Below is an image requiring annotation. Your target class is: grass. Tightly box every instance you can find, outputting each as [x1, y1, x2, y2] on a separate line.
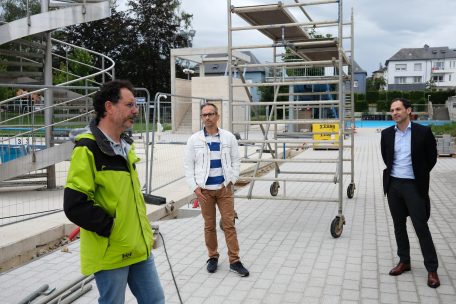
[1, 120, 171, 138]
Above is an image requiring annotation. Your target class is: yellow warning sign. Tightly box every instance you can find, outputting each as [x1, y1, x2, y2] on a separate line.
[312, 123, 339, 149]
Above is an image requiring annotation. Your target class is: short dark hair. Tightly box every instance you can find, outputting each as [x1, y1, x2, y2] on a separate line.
[391, 97, 411, 109]
[93, 80, 134, 123]
[200, 102, 218, 113]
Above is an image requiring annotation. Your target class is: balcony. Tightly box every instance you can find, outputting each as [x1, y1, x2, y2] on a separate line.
[431, 66, 450, 73]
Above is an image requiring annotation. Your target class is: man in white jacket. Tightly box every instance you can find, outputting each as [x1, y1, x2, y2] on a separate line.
[184, 103, 249, 277]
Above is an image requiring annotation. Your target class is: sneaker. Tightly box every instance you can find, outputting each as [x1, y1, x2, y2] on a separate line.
[230, 261, 249, 277]
[206, 258, 218, 273]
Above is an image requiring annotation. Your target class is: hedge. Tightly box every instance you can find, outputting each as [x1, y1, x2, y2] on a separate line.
[354, 89, 455, 112]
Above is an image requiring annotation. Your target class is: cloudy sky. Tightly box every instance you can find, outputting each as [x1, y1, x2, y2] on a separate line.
[176, 0, 456, 75]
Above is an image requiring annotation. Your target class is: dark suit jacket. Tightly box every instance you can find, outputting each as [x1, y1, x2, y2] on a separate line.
[380, 122, 437, 216]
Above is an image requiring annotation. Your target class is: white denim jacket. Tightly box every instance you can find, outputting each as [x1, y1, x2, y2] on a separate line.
[184, 128, 240, 192]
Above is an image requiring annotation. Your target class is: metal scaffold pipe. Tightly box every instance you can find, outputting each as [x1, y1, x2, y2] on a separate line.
[231, 20, 338, 31]
[231, 0, 339, 13]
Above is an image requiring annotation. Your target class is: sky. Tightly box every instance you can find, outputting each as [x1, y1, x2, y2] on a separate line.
[173, 0, 456, 75]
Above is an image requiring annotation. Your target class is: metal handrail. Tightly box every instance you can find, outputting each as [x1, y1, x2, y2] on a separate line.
[0, 38, 114, 106]
[0, 37, 114, 153]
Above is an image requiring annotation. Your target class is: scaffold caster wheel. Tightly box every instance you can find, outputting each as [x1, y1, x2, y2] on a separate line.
[220, 211, 238, 231]
[347, 183, 355, 199]
[330, 216, 344, 238]
[270, 182, 280, 196]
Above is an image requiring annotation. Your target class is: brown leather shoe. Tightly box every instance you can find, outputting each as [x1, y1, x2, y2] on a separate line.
[389, 262, 411, 276]
[427, 272, 440, 288]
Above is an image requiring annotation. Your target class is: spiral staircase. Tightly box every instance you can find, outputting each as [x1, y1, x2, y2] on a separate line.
[0, 0, 114, 187]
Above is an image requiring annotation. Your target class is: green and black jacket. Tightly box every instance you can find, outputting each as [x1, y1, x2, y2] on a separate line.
[64, 120, 153, 275]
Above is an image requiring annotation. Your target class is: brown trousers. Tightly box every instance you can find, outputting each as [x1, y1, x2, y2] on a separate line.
[200, 185, 240, 264]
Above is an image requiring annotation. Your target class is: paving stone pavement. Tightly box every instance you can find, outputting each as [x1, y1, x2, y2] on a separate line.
[1, 128, 455, 304]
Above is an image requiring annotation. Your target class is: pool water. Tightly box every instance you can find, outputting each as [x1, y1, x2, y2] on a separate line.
[0, 144, 28, 163]
[355, 120, 451, 128]
[0, 144, 46, 164]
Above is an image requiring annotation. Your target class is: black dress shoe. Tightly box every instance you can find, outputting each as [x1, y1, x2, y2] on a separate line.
[427, 272, 440, 288]
[389, 262, 411, 276]
[206, 257, 218, 273]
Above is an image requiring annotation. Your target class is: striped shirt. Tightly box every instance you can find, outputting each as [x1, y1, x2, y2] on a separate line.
[205, 130, 225, 190]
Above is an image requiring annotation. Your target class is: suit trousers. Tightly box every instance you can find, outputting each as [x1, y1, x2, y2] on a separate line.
[200, 185, 240, 264]
[387, 177, 438, 272]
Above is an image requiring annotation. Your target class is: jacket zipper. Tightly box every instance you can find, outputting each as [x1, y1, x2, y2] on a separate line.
[220, 137, 227, 183]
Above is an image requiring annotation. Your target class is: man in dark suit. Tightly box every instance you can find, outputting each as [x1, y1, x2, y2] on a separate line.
[381, 98, 439, 288]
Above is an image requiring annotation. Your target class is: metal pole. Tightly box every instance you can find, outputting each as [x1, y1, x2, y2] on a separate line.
[132, 88, 151, 193]
[227, 0, 233, 132]
[26, 0, 31, 26]
[41, 0, 56, 189]
[337, 0, 344, 214]
[350, 8, 355, 185]
[148, 93, 158, 193]
[34, 275, 92, 304]
[17, 284, 49, 304]
[170, 51, 176, 131]
[102, 57, 105, 83]
[288, 84, 295, 132]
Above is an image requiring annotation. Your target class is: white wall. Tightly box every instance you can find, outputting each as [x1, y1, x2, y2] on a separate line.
[386, 60, 428, 85]
[173, 79, 192, 130]
[387, 58, 456, 88]
[191, 76, 250, 133]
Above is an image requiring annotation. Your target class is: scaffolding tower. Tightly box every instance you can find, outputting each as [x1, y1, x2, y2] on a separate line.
[227, 0, 355, 238]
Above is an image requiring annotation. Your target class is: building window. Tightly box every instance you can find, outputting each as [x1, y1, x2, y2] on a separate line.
[414, 63, 422, 71]
[432, 75, 443, 82]
[413, 76, 422, 83]
[395, 77, 407, 84]
[353, 80, 358, 88]
[449, 74, 452, 82]
[432, 61, 444, 71]
[395, 64, 407, 71]
[450, 61, 456, 68]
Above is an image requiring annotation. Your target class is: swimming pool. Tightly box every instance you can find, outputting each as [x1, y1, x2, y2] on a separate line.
[354, 120, 451, 128]
[0, 144, 46, 164]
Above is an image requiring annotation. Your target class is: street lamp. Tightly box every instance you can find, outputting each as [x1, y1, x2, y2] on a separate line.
[157, 94, 167, 131]
[183, 68, 194, 80]
[427, 94, 433, 120]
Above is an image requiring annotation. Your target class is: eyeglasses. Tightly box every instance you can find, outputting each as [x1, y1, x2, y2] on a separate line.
[109, 100, 138, 109]
[124, 102, 139, 109]
[201, 112, 217, 118]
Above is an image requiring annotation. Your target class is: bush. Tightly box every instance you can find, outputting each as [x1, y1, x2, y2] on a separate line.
[355, 101, 368, 112]
[354, 89, 456, 109]
[431, 122, 456, 137]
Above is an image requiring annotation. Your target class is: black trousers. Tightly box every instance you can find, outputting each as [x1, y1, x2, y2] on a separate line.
[387, 177, 438, 272]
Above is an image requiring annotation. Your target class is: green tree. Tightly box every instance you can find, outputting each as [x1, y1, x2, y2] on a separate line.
[0, 60, 15, 100]
[125, 0, 192, 92]
[425, 80, 437, 91]
[0, 0, 40, 22]
[57, 0, 193, 94]
[53, 49, 94, 85]
[366, 77, 386, 91]
[55, 6, 134, 84]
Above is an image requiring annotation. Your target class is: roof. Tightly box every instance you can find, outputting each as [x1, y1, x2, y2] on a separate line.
[352, 60, 367, 74]
[386, 46, 456, 64]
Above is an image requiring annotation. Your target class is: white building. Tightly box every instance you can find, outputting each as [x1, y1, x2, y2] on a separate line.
[385, 45, 456, 91]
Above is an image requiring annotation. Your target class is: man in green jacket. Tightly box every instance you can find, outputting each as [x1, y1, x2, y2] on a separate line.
[64, 80, 164, 304]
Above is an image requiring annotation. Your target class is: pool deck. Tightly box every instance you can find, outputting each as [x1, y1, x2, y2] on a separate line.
[1, 128, 456, 304]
